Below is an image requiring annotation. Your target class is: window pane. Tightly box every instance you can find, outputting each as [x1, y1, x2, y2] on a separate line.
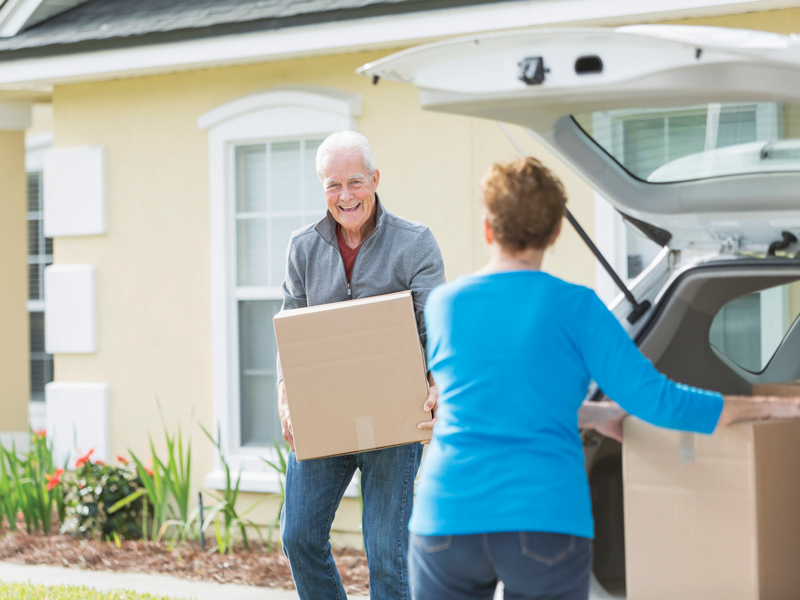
[303, 212, 325, 227]
[45, 237, 53, 256]
[270, 216, 302, 287]
[666, 114, 706, 162]
[304, 139, 324, 212]
[574, 103, 800, 183]
[237, 218, 268, 286]
[28, 264, 40, 300]
[710, 293, 761, 372]
[270, 142, 302, 213]
[622, 118, 666, 180]
[236, 145, 267, 213]
[27, 172, 41, 212]
[28, 220, 41, 255]
[30, 312, 53, 403]
[238, 300, 283, 447]
[710, 281, 800, 373]
[30, 356, 53, 403]
[30, 312, 45, 353]
[717, 110, 757, 148]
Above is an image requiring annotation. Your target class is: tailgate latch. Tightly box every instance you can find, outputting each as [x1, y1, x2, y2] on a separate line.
[518, 57, 547, 85]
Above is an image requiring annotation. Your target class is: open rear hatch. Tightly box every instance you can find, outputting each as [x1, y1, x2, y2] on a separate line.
[358, 25, 800, 255]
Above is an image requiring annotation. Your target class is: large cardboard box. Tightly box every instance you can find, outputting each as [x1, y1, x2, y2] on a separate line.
[752, 380, 800, 397]
[623, 414, 800, 600]
[273, 291, 431, 460]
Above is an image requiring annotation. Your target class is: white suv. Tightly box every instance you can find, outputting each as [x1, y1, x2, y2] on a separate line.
[360, 25, 800, 597]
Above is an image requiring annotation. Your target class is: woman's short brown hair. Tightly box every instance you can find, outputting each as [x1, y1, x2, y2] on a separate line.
[480, 157, 567, 252]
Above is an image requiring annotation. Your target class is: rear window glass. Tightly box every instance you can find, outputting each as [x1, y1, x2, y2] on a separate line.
[573, 103, 800, 183]
[710, 281, 800, 373]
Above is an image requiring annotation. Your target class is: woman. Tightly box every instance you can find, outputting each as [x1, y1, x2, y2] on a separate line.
[410, 157, 800, 600]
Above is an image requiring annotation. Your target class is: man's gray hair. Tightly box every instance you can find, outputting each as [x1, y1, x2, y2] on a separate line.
[316, 131, 377, 180]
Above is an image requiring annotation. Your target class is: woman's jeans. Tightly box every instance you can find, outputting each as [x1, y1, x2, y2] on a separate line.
[409, 531, 592, 600]
[281, 443, 423, 600]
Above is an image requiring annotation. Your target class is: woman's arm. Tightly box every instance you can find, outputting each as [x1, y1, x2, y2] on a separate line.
[718, 395, 800, 426]
[580, 396, 800, 444]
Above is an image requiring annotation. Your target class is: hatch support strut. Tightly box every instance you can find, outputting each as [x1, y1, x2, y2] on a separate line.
[497, 123, 651, 324]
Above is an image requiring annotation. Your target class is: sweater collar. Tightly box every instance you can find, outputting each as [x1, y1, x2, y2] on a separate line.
[316, 194, 385, 246]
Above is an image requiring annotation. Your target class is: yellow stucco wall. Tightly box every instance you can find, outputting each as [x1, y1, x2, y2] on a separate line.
[663, 7, 800, 31]
[45, 6, 800, 546]
[0, 131, 30, 433]
[27, 103, 54, 137]
[49, 49, 596, 543]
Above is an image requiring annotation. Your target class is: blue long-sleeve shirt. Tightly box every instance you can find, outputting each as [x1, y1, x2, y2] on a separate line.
[409, 271, 723, 538]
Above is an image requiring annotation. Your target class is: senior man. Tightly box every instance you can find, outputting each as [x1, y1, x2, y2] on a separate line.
[276, 131, 445, 600]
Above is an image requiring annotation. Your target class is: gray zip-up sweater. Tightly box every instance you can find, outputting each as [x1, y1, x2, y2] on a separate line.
[276, 197, 446, 383]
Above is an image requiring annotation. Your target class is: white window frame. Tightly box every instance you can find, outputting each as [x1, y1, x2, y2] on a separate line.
[25, 131, 53, 431]
[198, 87, 362, 493]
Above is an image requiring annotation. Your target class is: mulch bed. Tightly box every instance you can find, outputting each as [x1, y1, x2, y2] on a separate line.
[0, 529, 369, 595]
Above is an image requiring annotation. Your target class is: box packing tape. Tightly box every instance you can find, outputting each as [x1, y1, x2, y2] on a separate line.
[679, 431, 695, 464]
[356, 416, 376, 451]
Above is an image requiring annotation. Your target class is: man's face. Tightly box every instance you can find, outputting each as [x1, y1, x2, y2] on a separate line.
[321, 151, 380, 233]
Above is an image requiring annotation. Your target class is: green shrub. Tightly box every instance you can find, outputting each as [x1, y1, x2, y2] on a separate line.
[0, 430, 66, 534]
[61, 452, 146, 540]
[110, 404, 193, 543]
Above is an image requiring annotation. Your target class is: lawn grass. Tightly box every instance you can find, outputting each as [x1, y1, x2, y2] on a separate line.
[0, 582, 192, 599]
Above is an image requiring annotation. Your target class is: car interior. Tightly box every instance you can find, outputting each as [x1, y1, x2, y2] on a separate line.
[587, 263, 800, 596]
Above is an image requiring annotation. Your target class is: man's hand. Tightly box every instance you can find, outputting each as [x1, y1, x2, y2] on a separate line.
[278, 380, 295, 452]
[417, 374, 438, 444]
[579, 400, 628, 443]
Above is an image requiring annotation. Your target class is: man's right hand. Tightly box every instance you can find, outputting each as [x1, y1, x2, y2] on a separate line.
[278, 380, 295, 452]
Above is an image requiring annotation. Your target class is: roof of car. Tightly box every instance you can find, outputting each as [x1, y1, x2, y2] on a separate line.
[0, 0, 510, 60]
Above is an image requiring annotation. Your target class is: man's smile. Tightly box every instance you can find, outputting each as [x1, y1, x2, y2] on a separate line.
[339, 203, 361, 212]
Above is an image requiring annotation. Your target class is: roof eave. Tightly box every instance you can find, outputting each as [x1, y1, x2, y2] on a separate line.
[3, 0, 800, 95]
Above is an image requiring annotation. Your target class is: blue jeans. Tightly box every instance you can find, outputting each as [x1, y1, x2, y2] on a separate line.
[409, 531, 592, 600]
[281, 443, 423, 600]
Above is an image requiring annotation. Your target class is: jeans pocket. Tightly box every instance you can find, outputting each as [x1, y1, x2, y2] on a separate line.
[412, 533, 453, 554]
[520, 532, 576, 566]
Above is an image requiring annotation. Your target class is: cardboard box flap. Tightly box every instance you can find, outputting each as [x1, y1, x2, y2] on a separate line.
[751, 380, 800, 397]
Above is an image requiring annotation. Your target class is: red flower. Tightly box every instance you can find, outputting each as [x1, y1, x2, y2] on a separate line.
[116, 455, 128, 465]
[75, 448, 95, 469]
[45, 468, 64, 491]
[95, 460, 105, 466]
[144, 466, 154, 477]
[33, 429, 46, 439]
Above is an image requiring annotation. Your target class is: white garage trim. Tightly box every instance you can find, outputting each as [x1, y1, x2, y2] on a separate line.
[44, 264, 97, 354]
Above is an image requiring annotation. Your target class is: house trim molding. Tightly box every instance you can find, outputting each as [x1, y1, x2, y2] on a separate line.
[198, 86, 362, 131]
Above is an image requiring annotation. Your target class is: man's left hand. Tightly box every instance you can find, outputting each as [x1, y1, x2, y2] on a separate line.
[417, 376, 438, 444]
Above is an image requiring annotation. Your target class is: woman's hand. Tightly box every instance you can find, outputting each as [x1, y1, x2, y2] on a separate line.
[718, 395, 800, 426]
[578, 400, 628, 443]
[417, 375, 438, 444]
